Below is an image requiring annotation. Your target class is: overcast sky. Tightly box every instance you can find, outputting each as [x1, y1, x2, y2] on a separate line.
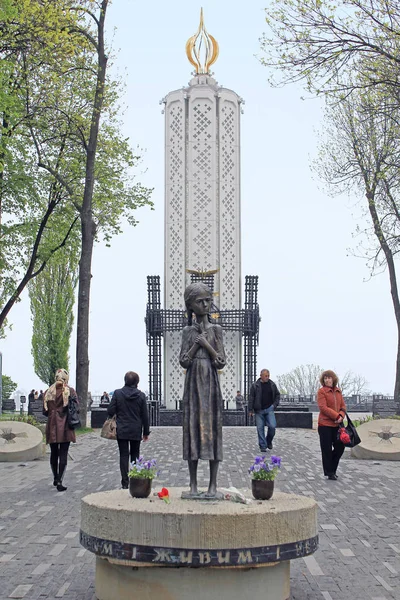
[1, 0, 395, 398]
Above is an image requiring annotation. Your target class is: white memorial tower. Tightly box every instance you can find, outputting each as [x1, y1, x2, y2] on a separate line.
[162, 11, 243, 408]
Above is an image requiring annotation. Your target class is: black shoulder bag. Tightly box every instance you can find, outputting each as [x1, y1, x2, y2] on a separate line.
[67, 396, 81, 430]
[337, 412, 361, 448]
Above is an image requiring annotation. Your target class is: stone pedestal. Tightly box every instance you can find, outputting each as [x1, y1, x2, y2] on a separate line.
[95, 556, 290, 600]
[0, 420, 44, 462]
[351, 418, 400, 460]
[80, 488, 318, 600]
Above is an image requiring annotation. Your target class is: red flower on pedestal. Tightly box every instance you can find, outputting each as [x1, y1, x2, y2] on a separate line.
[157, 487, 170, 503]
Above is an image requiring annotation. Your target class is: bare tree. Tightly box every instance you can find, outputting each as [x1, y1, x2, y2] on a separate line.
[277, 364, 323, 396]
[340, 371, 370, 396]
[313, 86, 400, 408]
[278, 364, 370, 396]
[261, 0, 400, 99]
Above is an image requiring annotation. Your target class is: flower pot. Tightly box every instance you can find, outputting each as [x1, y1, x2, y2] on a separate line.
[129, 477, 152, 498]
[251, 479, 274, 500]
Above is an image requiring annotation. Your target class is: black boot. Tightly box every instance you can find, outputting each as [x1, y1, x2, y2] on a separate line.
[50, 462, 58, 486]
[57, 465, 67, 492]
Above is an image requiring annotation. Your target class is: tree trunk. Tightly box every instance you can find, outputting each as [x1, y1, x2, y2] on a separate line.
[367, 193, 400, 412]
[75, 215, 96, 427]
[395, 334, 400, 412]
[75, 0, 108, 427]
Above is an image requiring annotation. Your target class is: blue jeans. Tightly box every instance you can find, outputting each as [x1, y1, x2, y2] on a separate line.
[255, 407, 276, 449]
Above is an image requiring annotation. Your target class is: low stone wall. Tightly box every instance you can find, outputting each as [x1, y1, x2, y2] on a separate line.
[158, 409, 182, 426]
[158, 409, 312, 428]
[89, 408, 312, 429]
[28, 399, 47, 423]
[276, 411, 312, 428]
[2, 399, 16, 412]
[91, 408, 109, 429]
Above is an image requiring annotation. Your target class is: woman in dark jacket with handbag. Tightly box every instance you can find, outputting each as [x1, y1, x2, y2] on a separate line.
[107, 371, 150, 489]
[317, 369, 346, 481]
[43, 369, 78, 492]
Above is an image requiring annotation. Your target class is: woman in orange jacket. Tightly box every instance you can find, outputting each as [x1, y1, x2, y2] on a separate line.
[317, 370, 346, 480]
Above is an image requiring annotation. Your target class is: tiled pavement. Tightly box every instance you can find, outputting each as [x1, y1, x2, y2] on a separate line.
[0, 425, 399, 599]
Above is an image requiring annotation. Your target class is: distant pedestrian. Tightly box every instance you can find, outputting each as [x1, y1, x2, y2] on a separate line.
[248, 369, 280, 452]
[38, 390, 44, 402]
[107, 372, 150, 489]
[235, 390, 245, 411]
[317, 370, 346, 481]
[43, 369, 78, 492]
[28, 389, 35, 403]
[34, 391, 39, 401]
[100, 391, 110, 404]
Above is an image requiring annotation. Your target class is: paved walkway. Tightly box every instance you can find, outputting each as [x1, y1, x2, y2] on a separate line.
[0, 425, 399, 599]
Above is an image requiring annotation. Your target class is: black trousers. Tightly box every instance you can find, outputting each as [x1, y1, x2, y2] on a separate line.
[117, 439, 141, 487]
[318, 426, 345, 476]
[49, 442, 70, 482]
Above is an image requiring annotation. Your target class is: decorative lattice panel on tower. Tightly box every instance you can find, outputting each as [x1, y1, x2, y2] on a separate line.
[188, 98, 216, 273]
[220, 330, 242, 401]
[164, 331, 185, 407]
[219, 97, 240, 312]
[165, 97, 185, 310]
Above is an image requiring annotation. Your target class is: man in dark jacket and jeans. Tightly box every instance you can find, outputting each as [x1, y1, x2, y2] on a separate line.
[249, 369, 280, 452]
[108, 371, 150, 489]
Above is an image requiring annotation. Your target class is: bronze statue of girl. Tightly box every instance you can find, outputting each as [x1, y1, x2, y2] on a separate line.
[180, 282, 226, 497]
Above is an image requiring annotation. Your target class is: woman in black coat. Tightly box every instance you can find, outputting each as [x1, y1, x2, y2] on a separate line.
[107, 371, 150, 489]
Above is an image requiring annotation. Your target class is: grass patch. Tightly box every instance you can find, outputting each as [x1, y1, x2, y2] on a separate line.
[76, 426, 93, 435]
[353, 414, 400, 428]
[0, 413, 46, 437]
[352, 415, 373, 428]
[0, 414, 93, 437]
[0, 413, 43, 428]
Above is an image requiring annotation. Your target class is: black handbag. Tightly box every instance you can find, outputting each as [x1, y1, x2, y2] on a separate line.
[337, 412, 361, 447]
[67, 396, 81, 430]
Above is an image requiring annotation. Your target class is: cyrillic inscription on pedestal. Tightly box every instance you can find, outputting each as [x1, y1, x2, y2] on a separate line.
[79, 531, 318, 566]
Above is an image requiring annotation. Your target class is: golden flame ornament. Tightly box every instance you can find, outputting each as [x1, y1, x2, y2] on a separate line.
[186, 8, 219, 74]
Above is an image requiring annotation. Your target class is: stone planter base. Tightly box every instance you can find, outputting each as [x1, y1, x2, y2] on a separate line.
[95, 556, 290, 600]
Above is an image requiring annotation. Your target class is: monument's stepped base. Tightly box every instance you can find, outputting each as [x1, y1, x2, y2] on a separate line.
[80, 487, 318, 600]
[95, 555, 290, 600]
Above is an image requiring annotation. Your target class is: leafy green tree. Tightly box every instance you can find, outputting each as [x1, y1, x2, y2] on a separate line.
[29, 248, 78, 387]
[0, 0, 85, 332]
[0, 1, 153, 426]
[2, 374, 17, 404]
